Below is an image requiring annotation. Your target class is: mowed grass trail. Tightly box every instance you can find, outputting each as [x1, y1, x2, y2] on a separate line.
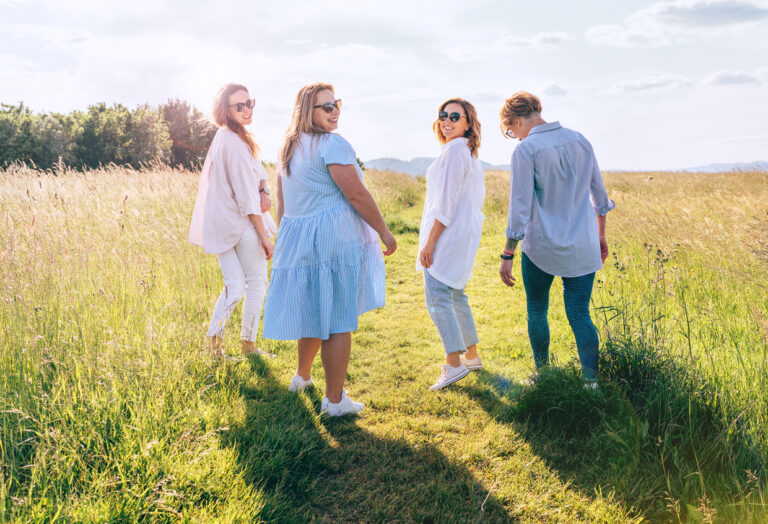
[2, 163, 767, 522]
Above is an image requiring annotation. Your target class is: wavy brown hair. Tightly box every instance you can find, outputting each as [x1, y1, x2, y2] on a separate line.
[212, 83, 259, 157]
[278, 82, 335, 176]
[432, 98, 481, 158]
[500, 91, 542, 134]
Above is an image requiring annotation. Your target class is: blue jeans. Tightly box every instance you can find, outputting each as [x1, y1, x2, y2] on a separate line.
[423, 269, 480, 355]
[521, 252, 599, 382]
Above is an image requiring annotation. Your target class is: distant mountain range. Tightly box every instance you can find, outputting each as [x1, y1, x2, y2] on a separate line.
[364, 157, 768, 176]
[676, 160, 768, 173]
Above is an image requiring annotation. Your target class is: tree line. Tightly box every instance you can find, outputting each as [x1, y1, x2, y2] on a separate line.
[0, 100, 217, 171]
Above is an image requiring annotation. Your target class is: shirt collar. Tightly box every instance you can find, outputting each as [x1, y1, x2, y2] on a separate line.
[442, 137, 468, 150]
[528, 121, 561, 136]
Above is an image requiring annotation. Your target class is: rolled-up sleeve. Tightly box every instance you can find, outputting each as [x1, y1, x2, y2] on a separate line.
[506, 145, 535, 240]
[223, 138, 262, 217]
[432, 146, 467, 228]
[588, 154, 616, 216]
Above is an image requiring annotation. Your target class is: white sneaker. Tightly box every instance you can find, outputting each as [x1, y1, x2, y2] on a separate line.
[584, 381, 600, 393]
[288, 374, 314, 392]
[429, 364, 470, 391]
[461, 356, 483, 370]
[321, 391, 365, 416]
[245, 347, 277, 359]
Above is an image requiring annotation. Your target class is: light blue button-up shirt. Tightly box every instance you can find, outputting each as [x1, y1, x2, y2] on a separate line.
[506, 121, 615, 277]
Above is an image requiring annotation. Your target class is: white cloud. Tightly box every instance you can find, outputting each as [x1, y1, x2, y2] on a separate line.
[446, 31, 569, 62]
[586, 0, 768, 47]
[0, 22, 91, 46]
[541, 84, 568, 96]
[702, 70, 762, 84]
[606, 73, 693, 93]
[585, 23, 668, 48]
[648, 0, 768, 27]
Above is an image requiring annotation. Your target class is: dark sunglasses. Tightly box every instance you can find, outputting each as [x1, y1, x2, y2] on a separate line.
[313, 99, 342, 113]
[438, 111, 466, 123]
[229, 99, 256, 112]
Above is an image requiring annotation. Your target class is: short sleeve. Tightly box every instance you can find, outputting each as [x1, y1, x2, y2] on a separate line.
[320, 133, 357, 166]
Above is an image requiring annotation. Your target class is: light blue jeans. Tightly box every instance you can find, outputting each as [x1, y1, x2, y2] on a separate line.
[423, 269, 479, 355]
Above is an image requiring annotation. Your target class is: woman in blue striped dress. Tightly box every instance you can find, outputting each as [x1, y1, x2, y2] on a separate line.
[263, 82, 397, 416]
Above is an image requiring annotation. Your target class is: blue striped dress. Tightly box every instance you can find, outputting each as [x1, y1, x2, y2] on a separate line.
[262, 133, 385, 340]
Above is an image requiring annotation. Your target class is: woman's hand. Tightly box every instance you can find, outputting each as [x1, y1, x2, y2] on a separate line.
[419, 240, 436, 268]
[599, 236, 609, 263]
[499, 259, 516, 287]
[261, 236, 274, 260]
[381, 230, 397, 256]
[260, 191, 271, 213]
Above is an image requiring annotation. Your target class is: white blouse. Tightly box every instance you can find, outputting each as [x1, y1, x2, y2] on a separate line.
[189, 127, 276, 255]
[416, 137, 485, 289]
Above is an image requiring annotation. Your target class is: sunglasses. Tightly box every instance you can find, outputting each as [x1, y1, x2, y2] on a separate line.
[313, 99, 342, 113]
[229, 99, 256, 112]
[438, 111, 466, 123]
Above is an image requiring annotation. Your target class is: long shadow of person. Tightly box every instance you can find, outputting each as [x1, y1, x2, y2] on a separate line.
[461, 350, 765, 523]
[221, 356, 511, 522]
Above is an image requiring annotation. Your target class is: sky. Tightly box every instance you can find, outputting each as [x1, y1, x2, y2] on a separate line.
[1, 0, 767, 170]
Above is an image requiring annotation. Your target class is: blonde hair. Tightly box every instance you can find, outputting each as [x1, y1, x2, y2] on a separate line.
[212, 83, 259, 157]
[432, 98, 481, 158]
[500, 91, 542, 134]
[279, 82, 335, 176]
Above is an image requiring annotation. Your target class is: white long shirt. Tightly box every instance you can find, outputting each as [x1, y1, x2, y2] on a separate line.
[506, 121, 615, 277]
[416, 137, 485, 289]
[189, 127, 274, 254]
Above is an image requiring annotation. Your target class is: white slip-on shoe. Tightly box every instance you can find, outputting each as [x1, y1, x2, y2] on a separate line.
[321, 391, 365, 416]
[288, 374, 314, 392]
[244, 347, 277, 359]
[461, 356, 483, 370]
[429, 364, 470, 391]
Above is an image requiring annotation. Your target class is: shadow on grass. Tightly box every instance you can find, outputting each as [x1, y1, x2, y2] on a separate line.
[221, 356, 510, 522]
[462, 340, 767, 522]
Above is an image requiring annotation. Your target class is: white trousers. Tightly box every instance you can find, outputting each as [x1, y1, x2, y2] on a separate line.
[207, 227, 268, 341]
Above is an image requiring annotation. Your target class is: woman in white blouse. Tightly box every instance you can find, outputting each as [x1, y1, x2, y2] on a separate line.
[418, 98, 486, 391]
[189, 83, 276, 359]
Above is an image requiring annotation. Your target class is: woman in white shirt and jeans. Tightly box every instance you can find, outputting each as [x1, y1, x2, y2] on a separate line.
[189, 83, 276, 359]
[418, 98, 486, 391]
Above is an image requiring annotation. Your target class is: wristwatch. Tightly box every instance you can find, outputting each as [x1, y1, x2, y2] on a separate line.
[259, 187, 270, 195]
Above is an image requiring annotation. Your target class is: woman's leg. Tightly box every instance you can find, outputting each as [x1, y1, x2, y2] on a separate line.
[321, 332, 351, 403]
[207, 246, 246, 353]
[423, 270, 468, 365]
[450, 286, 480, 359]
[562, 272, 599, 382]
[521, 253, 555, 370]
[233, 228, 268, 350]
[297, 338, 321, 380]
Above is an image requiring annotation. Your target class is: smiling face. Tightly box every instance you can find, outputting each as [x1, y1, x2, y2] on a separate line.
[227, 89, 252, 127]
[312, 89, 339, 132]
[439, 102, 470, 143]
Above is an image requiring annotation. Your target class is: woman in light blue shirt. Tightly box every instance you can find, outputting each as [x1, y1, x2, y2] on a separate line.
[498, 91, 615, 387]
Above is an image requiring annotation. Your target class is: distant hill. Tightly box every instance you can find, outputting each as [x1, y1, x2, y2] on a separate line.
[365, 157, 768, 175]
[365, 157, 508, 176]
[678, 160, 768, 173]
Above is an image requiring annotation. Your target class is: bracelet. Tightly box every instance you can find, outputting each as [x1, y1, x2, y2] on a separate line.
[500, 252, 515, 261]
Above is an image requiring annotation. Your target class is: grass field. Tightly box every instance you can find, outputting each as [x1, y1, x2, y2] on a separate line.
[2, 162, 768, 522]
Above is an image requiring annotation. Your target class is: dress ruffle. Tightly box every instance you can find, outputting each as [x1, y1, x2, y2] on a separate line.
[263, 203, 385, 340]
